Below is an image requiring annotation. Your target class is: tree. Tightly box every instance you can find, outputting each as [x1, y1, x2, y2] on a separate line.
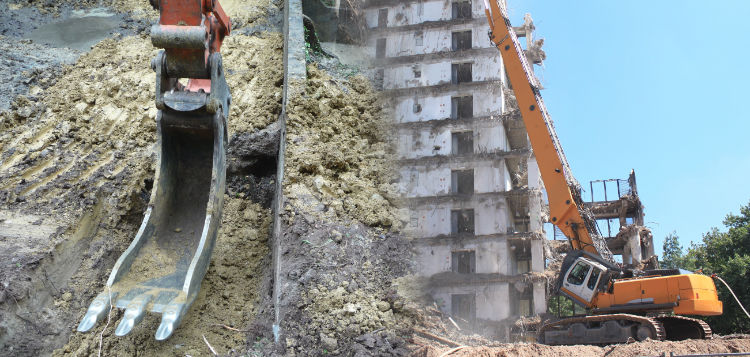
[661, 232, 684, 269]
[682, 201, 750, 334]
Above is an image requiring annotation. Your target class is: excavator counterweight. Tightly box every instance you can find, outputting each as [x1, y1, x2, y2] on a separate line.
[77, 0, 231, 340]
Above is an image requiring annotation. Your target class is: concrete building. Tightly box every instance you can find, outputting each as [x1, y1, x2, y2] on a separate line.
[363, 0, 548, 339]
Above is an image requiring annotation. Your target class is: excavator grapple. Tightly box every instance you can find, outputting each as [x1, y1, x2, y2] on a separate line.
[77, 0, 232, 340]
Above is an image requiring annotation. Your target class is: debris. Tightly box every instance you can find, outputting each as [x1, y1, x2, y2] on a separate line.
[413, 329, 461, 348]
[202, 334, 218, 356]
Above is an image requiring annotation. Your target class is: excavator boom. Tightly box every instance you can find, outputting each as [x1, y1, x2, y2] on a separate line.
[77, 0, 232, 340]
[484, 0, 612, 263]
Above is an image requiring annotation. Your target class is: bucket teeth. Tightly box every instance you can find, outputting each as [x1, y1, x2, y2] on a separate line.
[77, 291, 119, 333]
[115, 294, 153, 336]
[155, 301, 187, 341]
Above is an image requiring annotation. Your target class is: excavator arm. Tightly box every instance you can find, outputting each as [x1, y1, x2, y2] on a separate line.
[483, 0, 613, 263]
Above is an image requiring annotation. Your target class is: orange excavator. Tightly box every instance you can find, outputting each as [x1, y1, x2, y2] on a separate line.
[76, 0, 231, 340]
[484, 0, 723, 344]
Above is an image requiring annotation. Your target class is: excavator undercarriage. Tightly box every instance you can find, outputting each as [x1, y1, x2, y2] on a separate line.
[539, 314, 711, 345]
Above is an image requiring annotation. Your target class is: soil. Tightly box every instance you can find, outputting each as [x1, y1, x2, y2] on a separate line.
[51, 199, 271, 357]
[283, 65, 402, 229]
[248, 61, 417, 356]
[413, 337, 750, 357]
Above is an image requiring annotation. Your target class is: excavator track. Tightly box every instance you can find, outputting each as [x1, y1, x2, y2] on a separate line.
[538, 314, 665, 345]
[655, 315, 712, 340]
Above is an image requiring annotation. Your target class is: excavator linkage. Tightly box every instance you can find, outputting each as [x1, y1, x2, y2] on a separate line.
[78, 0, 231, 340]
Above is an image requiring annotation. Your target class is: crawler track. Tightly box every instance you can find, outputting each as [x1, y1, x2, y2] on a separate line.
[538, 314, 665, 345]
[655, 315, 712, 340]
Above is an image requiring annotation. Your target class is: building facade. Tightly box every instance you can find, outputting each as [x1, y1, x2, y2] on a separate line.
[363, 0, 548, 338]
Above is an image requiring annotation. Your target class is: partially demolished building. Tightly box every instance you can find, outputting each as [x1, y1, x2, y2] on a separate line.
[363, 0, 548, 338]
[362, 0, 654, 340]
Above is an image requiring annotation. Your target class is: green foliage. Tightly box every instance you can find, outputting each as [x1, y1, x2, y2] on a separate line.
[547, 295, 585, 317]
[661, 231, 684, 269]
[663, 201, 750, 334]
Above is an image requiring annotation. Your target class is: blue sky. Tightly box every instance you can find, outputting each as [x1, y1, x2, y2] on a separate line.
[506, 1, 750, 255]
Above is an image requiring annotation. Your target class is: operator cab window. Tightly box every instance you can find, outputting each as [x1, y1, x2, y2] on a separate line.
[567, 261, 590, 285]
[587, 267, 602, 290]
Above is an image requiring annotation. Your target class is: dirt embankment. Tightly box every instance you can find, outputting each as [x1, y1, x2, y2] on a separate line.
[0, 0, 284, 355]
[249, 61, 415, 356]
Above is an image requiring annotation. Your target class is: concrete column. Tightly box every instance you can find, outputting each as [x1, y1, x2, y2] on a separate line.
[629, 229, 642, 264]
[643, 228, 655, 258]
[533, 282, 546, 315]
[531, 239, 544, 272]
[622, 246, 631, 265]
[528, 193, 543, 232]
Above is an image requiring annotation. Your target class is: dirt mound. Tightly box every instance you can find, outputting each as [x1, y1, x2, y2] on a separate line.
[284, 65, 402, 229]
[412, 337, 750, 357]
[254, 62, 415, 356]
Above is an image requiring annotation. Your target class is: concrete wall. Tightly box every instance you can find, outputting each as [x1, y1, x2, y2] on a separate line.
[392, 86, 504, 123]
[396, 122, 509, 159]
[368, 21, 494, 58]
[527, 157, 541, 189]
[533, 282, 547, 314]
[431, 282, 511, 322]
[411, 198, 512, 237]
[398, 159, 511, 197]
[364, 0, 488, 29]
[531, 239, 544, 272]
[383, 53, 503, 89]
[415, 239, 509, 276]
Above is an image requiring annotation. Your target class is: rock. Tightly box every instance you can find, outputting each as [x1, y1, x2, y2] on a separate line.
[355, 333, 375, 349]
[286, 337, 297, 348]
[61, 291, 72, 302]
[227, 121, 280, 160]
[343, 303, 357, 315]
[331, 230, 343, 243]
[320, 332, 337, 351]
[376, 300, 390, 312]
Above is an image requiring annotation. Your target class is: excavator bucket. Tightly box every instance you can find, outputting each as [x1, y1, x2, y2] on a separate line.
[77, 0, 232, 340]
[77, 51, 230, 340]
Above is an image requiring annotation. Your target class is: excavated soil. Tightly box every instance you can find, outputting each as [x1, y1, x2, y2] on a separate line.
[413, 337, 750, 357]
[283, 65, 402, 229]
[52, 199, 271, 357]
[253, 62, 416, 356]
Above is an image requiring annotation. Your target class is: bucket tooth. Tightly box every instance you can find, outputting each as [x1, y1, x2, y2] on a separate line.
[77, 291, 119, 333]
[115, 294, 153, 336]
[155, 301, 188, 341]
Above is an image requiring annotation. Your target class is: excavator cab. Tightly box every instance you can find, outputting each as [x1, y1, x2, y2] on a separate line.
[560, 257, 606, 306]
[556, 250, 621, 309]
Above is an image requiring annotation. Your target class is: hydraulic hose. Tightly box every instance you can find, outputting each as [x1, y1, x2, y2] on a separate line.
[712, 274, 750, 320]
